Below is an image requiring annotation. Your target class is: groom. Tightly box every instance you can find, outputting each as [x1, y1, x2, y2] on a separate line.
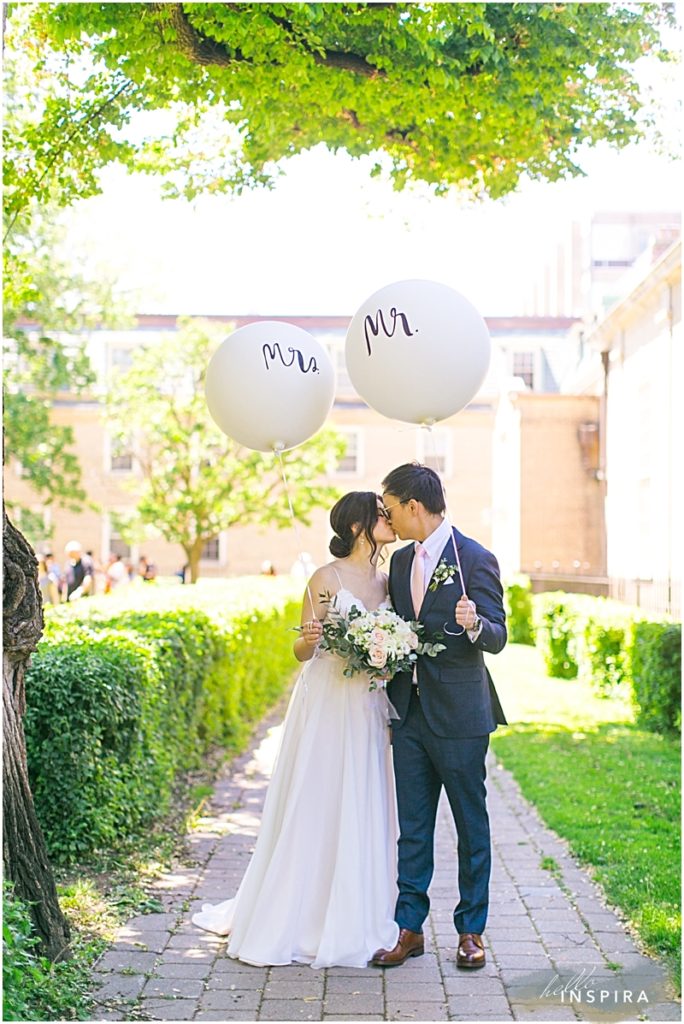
[372, 463, 507, 970]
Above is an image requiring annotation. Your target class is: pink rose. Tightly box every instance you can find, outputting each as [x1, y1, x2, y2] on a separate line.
[408, 631, 419, 649]
[371, 627, 385, 645]
[369, 646, 388, 669]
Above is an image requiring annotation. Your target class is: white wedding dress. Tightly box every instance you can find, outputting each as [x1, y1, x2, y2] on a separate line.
[192, 588, 400, 968]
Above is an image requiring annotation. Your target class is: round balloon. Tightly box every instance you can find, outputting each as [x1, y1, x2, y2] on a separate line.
[205, 321, 335, 451]
[345, 279, 491, 423]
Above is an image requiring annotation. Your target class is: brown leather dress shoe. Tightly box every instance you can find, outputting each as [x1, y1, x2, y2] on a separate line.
[370, 928, 424, 967]
[457, 932, 486, 969]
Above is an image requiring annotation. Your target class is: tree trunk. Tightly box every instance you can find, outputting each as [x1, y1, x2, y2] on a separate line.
[188, 551, 201, 583]
[2, 506, 71, 961]
[185, 540, 204, 584]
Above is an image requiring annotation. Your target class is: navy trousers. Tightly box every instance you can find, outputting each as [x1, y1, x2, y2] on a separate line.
[391, 686, 491, 935]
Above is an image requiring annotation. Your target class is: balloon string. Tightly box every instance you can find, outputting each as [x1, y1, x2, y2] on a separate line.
[274, 447, 316, 617]
[421, 421, 467, 598]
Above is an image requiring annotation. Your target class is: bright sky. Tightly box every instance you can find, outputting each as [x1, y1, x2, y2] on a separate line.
[63, 53, 682, 319]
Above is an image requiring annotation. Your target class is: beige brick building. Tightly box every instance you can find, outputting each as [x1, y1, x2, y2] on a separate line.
[7, 216, 679, 617]
[7, 313, 607, 587]
[492, 392, 603, 583]
[566, 240, 681, 617]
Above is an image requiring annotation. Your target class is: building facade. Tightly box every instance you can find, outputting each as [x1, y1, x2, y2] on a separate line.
[7, 314, 601, 583]
[526, 210, 681, 318]
[7, 231, 680, 617]
[568, 241, 682, 618]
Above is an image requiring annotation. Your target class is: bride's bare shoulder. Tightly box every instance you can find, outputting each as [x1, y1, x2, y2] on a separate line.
[308, 562, 340, 596]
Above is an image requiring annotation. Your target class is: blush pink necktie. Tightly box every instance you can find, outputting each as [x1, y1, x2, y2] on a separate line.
[411, 543, 428, 617]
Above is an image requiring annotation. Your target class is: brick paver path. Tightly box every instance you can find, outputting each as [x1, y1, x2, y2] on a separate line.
[92, 698, 680, 1022]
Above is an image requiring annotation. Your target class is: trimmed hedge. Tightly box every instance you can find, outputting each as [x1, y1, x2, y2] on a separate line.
[581, 600, 636, 696]
[504, 575, 535, 645]
[631, 621, 682, 734]
[531, 589, 681, 734]
[532, 592, 594, 679]
[25, 580, 301, 863]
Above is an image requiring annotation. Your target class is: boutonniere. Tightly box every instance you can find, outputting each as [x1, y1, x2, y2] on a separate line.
[428, 559, 457, 592]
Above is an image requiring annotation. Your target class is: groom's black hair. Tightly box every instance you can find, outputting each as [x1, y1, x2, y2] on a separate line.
[381, 463, 446, 516]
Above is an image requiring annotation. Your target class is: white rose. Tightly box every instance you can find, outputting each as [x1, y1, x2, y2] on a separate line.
[369, 646, 388, 668]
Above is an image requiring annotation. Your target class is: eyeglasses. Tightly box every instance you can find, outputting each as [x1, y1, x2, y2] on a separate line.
[380, 500, 407, 520]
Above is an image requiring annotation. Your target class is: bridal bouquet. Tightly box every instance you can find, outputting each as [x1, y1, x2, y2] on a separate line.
[317, 595, 446, 690]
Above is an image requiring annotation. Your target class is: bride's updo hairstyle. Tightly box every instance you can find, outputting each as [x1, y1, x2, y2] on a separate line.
[329, 491, 380, 562]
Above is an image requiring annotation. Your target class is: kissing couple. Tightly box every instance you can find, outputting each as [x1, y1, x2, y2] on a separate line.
[193, 462, 507, 970]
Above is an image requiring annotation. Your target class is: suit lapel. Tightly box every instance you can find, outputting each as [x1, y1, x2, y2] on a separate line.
[394, 544, 415, 620]
[419, 528, 465, 619]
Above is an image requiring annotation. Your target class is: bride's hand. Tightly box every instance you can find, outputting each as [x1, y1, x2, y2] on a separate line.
[302, 620, 323, 648]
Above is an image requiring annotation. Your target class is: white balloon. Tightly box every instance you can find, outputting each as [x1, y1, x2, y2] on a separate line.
[205, 321, 335, 451]
[345, 279, 491, 424]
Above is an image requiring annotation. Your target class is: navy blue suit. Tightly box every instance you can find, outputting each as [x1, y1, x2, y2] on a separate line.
[387, 527, 507, 936]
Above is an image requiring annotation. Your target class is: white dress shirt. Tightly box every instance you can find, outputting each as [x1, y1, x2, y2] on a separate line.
[416, 518, 482, 643]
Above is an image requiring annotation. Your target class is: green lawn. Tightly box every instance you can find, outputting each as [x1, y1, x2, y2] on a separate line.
[489, 643, 681, 988]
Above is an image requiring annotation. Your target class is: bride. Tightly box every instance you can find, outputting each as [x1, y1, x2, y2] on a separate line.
[192, 491, 401, 968]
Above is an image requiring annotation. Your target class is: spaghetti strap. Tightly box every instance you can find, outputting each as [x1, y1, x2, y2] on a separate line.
[331, 567, 344, 590]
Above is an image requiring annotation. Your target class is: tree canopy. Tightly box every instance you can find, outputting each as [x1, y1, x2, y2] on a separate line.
[5, 1, 673, 221]
[2, 33, 127, 543]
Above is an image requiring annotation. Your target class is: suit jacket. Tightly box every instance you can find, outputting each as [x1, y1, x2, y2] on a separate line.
[387, 527, 507, 738]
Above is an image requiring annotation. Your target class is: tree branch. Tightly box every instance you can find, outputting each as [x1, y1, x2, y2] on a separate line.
[3, 78, 135, 243]
[156, 3, 385, 78]
[155, 2, 234, 66]
[311, 48, 385, 78]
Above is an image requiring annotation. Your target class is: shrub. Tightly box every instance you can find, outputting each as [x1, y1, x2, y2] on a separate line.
[533, 592, 584, 678]
[2, 884, 38, 1022]
[25, 582, 301, 862]
[2, 884, 93, 1021]
[630, 622, 682, 733]
[504, 575, 535, 645]
[531, 590, 680, 726]
[25, 625, 165, 861]
[581, 599, 638, 696]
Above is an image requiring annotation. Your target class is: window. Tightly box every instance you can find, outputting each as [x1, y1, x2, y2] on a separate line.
[202, 537, 220, 561]
[326, 337, 353, 394]
[109, 529, 131, 559]
[417, 429, 450, 477]
[512, 351, 535, 389]
[110, 346, 134, 373]
[110, 436, 133, 472]
[336, 429, 362, 475]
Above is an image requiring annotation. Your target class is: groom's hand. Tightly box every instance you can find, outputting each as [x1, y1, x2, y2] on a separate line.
[455, 595, 478, 630]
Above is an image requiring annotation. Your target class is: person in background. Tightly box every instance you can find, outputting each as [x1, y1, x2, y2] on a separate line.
[105, 553, 129, 592]
[290, 552, 317, 580]
[38, 557, 60, 605]
[260, 560, 277, 576]
[43, 552, 63, 604]
[63, 541, 94, 601]
[139, 555, 158, 581]
[86, 549, 105, 595]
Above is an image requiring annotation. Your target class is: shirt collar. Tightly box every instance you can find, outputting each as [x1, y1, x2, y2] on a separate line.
[416, 517, 452, 560]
